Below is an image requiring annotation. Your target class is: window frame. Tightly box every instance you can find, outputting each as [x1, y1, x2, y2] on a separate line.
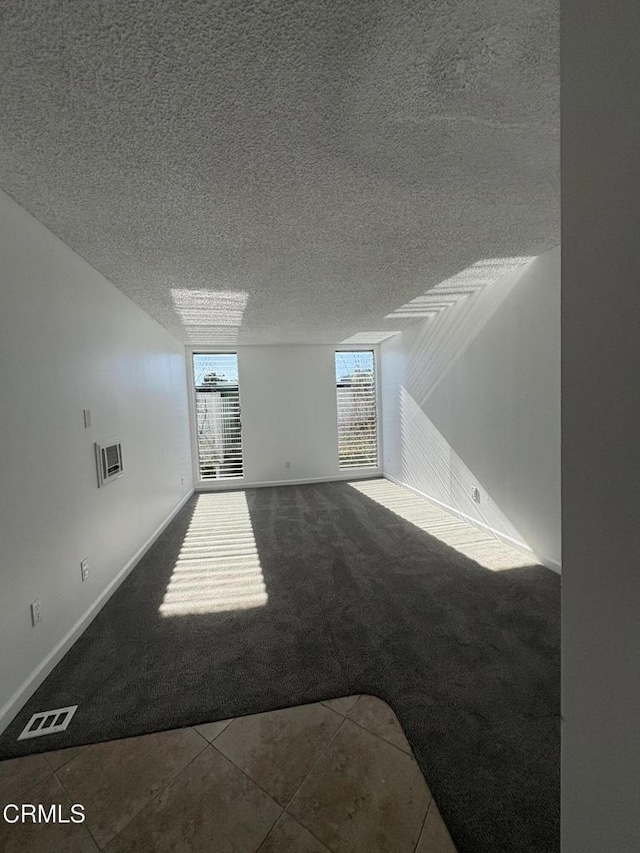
[334, 346, 382, 472]
[186, 347, 245, 488]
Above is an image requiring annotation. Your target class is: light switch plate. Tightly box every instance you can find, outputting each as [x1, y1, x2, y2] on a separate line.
[30, 599, 42, 625]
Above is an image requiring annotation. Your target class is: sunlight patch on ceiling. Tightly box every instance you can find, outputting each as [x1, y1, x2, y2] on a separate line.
[159, 492, 268, 616]
[171, 289, 248, 345]
[385, 257, 534, 321]
[341, 331, 402, 344]
[349, 478, 535, 571]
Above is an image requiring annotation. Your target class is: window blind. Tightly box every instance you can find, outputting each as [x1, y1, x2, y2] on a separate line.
[335, 350, 378, 469]
[193, 353, 243, 480]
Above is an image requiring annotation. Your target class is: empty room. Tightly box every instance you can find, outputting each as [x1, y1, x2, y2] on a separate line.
[1, 2, 637, 853]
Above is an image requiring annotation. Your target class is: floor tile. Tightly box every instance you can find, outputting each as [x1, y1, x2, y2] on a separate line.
[57, 727, 206, 848]
[193, 718, 233, 743]
[0, 773, 98, 853]
[104, 745, 281, 853]
[321, 696, 360, 716]
[0, 752, 51, 800]
[257, 812, 332, 853]
[288, 719, 431, 853]
[415, 801, 458, 853]
[44, 746, 87, 772]
[213, 703, 343, 806]
[348, 695, 411, 753]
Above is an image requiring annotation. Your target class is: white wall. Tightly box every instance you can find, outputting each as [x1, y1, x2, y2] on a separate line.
[562, 1, 640, 849]
[0, 190, 193, 729]
[380, 247, 560, 569]
[193, 345, 381, 487]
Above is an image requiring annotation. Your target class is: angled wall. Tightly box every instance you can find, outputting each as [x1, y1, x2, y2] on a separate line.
[562, 0, 640, 849]
[0, 190, 193, 731]
[380, 247, 560, 569]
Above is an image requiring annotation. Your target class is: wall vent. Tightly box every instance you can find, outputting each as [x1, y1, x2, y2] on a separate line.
[95, 441, 123, 487]
[17, 705, 78, 741]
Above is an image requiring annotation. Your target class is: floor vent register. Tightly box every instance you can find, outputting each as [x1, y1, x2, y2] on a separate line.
[17, 705, 78, 741]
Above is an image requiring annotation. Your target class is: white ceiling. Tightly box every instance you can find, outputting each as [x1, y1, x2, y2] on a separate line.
[0, 1, 559, 345]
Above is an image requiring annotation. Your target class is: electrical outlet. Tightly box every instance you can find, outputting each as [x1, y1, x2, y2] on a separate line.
[471, 486, 480, 503]
[80, 559, 89, 582]
[30, 599, 42, 626]
[285, 461, 291, 469]
[181, 476, 185, 487]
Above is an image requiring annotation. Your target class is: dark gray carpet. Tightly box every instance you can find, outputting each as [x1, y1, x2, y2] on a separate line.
[0, 481, 560, 853]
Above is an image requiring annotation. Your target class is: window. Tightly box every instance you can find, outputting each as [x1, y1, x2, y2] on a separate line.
[335, 350, 378, 469]
[193, 353, 243, 480]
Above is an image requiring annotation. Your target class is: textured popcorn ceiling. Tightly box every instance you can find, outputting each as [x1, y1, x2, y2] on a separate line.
[0, 1, 558, 345]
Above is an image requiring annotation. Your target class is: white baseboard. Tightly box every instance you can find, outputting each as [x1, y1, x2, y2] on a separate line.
[0, 489, 195, 736]
[539, 556, 562, 574]
[196, 471, 382, 491]
[382, 474, 560, 571]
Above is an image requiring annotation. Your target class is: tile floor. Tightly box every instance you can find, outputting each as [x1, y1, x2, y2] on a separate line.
[0, 695, 457, 853]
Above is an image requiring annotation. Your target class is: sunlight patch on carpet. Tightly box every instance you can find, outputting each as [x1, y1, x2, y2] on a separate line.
[159, 492, 268, 616]
[349, 479, 535, 571]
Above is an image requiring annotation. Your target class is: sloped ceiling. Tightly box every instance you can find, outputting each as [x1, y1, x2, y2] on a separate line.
[0, 0, 558, 345]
